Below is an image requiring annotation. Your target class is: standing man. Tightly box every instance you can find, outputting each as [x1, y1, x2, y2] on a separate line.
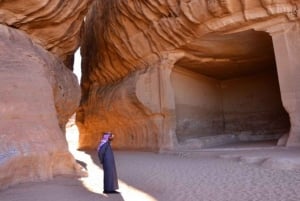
[97, 131, 119, 194]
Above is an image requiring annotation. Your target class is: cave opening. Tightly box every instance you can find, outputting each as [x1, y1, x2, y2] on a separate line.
[171, 30, 290, 148]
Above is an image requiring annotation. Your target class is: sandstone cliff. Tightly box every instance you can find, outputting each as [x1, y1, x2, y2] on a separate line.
[1, 0, 300, 190]
[0, 0, 92, 68]
[78, 0, 300, 151]
[0, 0, 92, 189]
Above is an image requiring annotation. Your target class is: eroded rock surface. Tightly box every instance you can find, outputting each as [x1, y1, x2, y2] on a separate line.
[0, 0, 91, 189]
[0, 0, 93, 67]
[78, 0, 300, 151]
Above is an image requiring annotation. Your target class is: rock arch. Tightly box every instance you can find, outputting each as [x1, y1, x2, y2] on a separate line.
[77, 0, 300, 151]
[171, 30, 290, 148]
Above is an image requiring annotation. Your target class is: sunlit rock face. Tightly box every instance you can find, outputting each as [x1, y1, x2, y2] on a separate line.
[0, 0, 92, 68]
[78, 0, 300, 151]
[0, 25, 82, 189]
[0, 0, 92, 189]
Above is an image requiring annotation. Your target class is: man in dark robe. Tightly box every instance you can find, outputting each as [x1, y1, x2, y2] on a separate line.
[97, 132, 119, 194]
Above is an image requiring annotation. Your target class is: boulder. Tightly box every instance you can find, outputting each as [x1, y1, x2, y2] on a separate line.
[0, 24, 81, 189]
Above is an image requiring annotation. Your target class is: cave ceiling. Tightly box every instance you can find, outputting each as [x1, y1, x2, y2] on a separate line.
[176, 29, 276, 80]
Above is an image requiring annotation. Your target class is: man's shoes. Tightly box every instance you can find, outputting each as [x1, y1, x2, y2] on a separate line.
[103, 190, 120, 194]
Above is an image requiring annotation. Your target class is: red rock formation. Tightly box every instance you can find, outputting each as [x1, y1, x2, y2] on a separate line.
[0, 0, 93, 68]
[0, 0, 92, 189]
[78, 0, 300, 151]
[0, 24, 81, 189]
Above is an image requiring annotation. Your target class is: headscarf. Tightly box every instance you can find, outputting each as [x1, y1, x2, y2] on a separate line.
[97, 132, 112, 151]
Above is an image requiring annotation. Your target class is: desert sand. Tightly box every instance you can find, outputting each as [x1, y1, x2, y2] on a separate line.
[1, 125, 300, 201]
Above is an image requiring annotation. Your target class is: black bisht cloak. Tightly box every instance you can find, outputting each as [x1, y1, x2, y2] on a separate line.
[98, 142, 119, 191]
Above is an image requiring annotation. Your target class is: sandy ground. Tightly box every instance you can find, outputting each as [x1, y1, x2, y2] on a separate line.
[1, 125, 300, 201]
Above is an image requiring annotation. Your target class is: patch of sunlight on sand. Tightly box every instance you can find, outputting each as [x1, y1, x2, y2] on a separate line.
[66, 124, 157, 201]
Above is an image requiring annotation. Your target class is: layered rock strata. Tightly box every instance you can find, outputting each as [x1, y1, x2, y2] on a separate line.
[0, 0, 92, 68]
[0, 0, 92, 189]
[0, 25, 81, 189]
[78, 0, 300, 151]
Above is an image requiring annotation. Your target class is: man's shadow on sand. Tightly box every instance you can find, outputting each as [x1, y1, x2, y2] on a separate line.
[0, 176, 112, 201]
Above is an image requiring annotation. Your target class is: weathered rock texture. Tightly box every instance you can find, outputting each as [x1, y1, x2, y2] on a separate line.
[0, 0, 92, 68]
[78, 0, 300, 151]
[0, 0, 92, 189]
[0, 25, 81, 189]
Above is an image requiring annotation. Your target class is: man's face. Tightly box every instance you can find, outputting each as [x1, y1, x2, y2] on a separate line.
[109, 134, 114, 140]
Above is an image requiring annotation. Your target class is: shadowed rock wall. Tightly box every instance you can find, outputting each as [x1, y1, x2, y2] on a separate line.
[0, 25, 80, 189]
[79, 0, 299, 150]
[221, 70, 290, 138]
[172, 65, 290, 145]
[0, 0, 92, 189]
[172, 67, 224, 140]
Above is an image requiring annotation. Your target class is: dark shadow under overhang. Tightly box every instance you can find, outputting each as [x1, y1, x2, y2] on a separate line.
[176, 29, 276, 80]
